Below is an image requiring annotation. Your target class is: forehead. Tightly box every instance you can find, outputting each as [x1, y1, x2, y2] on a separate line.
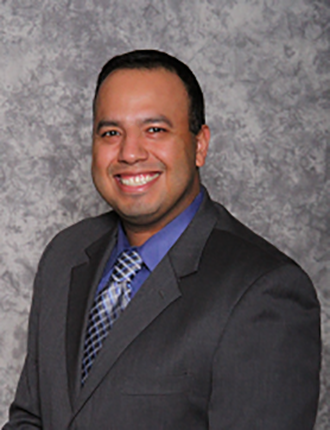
[95, 67, 189, 113]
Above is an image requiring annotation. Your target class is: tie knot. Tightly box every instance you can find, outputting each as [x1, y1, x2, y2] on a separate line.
[111, 249, 143, 285]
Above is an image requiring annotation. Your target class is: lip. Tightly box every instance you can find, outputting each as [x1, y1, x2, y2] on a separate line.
[114, 172, 161, 192]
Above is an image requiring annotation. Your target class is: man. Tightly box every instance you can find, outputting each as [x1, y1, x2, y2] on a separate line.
[4, 50, 320, 429]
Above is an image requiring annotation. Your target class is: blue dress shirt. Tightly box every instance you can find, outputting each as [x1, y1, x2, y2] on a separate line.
[96, 189, 204, 297]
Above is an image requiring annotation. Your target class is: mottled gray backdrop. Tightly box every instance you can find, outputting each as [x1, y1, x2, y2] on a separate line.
[0, 0, 329, 427]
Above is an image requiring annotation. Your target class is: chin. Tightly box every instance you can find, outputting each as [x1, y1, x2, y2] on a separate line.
[113, 198, 159, 217]
[120, 211, 158, 224]
[118, 207, 164, 226]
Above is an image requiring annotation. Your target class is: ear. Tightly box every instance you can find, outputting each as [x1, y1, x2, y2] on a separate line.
[195, 124, 210, 167]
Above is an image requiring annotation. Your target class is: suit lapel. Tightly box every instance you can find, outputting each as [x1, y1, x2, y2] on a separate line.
[169, 192, 219, 278]
[66, 226, 117, 406]
[71, 254, 181, 417]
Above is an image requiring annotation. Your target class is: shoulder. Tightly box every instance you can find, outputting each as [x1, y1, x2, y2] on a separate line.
[189, 198, 320, 320]
[39, 211, 118, 267]
[197, 197, 317, 297]
[208, 199, 293, 268]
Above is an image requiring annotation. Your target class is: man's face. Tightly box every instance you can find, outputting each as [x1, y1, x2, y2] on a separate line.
[92, 67, 209, 236]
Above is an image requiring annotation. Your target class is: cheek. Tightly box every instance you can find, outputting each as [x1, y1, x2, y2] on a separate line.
[153, 142, 193, 167]
[93, 145, 115, 169]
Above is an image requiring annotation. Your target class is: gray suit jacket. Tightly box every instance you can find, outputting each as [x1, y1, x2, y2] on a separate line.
[4, 191, 321, 429]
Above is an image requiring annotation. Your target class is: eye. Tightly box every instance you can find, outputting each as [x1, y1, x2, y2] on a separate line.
[147, 127, 166, 133]
[101, 129, 120, 137]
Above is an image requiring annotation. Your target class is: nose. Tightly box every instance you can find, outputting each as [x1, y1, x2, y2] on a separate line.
[118, 130, 148, 164]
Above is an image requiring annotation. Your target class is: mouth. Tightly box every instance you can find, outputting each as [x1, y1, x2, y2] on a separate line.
[116, 172, 160, 187]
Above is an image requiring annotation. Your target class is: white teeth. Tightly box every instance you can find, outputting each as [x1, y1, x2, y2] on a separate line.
[120, 173, 159, 187]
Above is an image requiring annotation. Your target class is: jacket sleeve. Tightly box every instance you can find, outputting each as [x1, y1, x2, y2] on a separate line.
[2, 261, 44, 429]
[208, 263, 321, 430]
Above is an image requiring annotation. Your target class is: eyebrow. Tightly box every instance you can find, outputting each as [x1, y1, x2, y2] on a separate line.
[96, 120, 120, 134]
[95, 116, 174, 134]
[141, 116, 173, 128]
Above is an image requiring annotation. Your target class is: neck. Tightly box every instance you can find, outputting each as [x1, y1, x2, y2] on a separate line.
[124, 225, 157, 247]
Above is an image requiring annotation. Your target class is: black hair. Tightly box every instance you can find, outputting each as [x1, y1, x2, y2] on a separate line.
[94, 49, 205, 135]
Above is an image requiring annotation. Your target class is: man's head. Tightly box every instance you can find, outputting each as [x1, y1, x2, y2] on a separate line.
[93, 50, 205, 136]
[92, 50, 210, 245]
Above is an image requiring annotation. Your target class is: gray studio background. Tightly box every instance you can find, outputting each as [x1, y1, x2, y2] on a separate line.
[0, 0, 329, 427]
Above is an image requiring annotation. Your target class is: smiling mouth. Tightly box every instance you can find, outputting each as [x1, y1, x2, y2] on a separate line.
[118, 173, 160, 187]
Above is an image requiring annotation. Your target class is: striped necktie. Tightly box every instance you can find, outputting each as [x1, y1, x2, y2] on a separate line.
[81, 249, 143, 385]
